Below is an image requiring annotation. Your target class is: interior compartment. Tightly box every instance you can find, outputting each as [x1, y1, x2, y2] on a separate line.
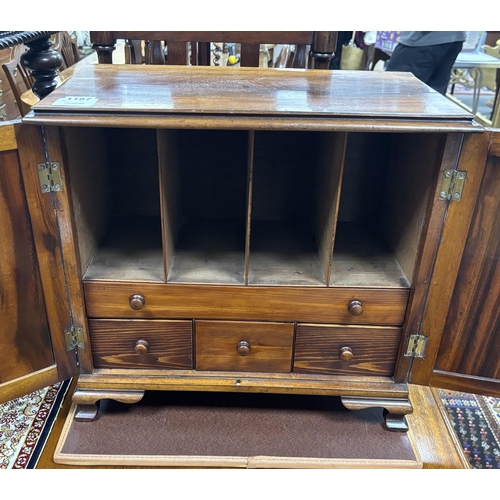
[332, 133, 445, 288]
[64, 126, 445, 289]
[248, 131, 345, 286]
[63, 127, 164, 282]
[160, 129, 250, 284]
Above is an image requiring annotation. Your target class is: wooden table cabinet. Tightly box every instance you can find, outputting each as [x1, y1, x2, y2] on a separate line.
[1, 65, 500, 433]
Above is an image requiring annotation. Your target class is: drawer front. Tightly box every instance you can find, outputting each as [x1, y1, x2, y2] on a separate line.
[195, 320, 294, 373]
[89, 319, 193, 370]
[294, 324, 402, 376]
[84, 282, 409, 325]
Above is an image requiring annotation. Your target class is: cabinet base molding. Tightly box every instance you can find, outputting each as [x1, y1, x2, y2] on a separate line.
[341, 396, 413, 432]
[72, 388, 145, 422]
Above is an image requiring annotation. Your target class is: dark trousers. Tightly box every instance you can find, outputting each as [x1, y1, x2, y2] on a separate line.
[386, 41, 463, 94]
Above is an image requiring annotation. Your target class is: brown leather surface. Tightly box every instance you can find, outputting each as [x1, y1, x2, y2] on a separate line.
[56, 392, 419, 466]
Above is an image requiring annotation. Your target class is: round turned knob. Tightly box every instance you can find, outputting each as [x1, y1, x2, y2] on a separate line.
[340, 346, 353, 362]
[236, 341, 251, 356]
[129, 294, 145, 310]
[134, 339, 149, 354]
[348, 300, 363, 316]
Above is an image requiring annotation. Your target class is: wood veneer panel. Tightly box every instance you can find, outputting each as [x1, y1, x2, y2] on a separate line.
[195, 320, 293, 373]
[89, 319, 193, 370]
[0, 149, 53, 384]
[433, 148, 500, 380]
[15, 124, 81, 379]
[83, 282, 409, 325]
[294, 325, 401, 376]
[32, 66, 473, 120]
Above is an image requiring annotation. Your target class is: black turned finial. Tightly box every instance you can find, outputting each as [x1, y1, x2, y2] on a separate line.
[21, 35, 63, 99]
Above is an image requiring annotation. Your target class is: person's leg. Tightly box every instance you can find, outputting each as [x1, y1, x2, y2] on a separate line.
[426, 41, 464, 94]
[385, 43, 439, 83]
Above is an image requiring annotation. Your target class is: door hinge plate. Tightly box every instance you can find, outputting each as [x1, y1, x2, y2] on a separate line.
[404, 334, 428, 358]
[38, 162, 63, 193]
[439, 169, 466, 201]
[64, 327, 84, 351]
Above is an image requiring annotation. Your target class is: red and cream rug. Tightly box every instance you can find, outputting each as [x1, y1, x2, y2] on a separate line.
[0, 379, 70, 469]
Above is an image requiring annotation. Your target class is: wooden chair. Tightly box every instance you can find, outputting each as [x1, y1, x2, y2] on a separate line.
[2, 45, 33, 116]
[90, 32, 337, 69]
[52, 32, 80, 70]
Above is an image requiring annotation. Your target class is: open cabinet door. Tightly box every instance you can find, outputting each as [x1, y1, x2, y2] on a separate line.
[410, 130, 500, 397]
[0, 123, 79, 404]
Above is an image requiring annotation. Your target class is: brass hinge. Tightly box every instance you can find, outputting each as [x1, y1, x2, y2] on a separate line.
[38, 162, 63, 193]
[64, 327, 84, 351]
[404, 334, 428, 358]
[439, 170, 466, 201]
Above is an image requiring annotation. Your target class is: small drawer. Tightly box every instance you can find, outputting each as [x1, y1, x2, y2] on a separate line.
[89, 319, 193, 370]
[294, 324, 402, 377]
[195, 320, 294, 373]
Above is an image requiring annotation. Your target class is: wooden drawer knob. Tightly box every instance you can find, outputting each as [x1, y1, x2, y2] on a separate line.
[340, 346, 353, 361]
[236, 340, 251, 356]
[130, 294, 145, 310]
[348, 300, 363, 316]
[134, 339, 150, 354]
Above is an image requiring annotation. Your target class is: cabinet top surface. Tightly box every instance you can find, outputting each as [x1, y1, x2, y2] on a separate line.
[30, 65, 473, 122]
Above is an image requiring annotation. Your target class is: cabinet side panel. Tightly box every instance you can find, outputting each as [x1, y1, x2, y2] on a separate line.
[0, 149, 54, 384]
[434, 152, 500, 380]
[380, 134, 445, 283]
[60, 127, 111, 276]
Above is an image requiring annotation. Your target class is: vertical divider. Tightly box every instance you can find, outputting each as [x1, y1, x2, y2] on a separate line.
[244, 130, 255, 285]
[157, 129, 182, 282]
[313, 132, 348, 286]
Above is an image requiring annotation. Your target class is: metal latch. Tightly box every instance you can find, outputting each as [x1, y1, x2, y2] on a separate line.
[38, 162, 63, 193]
[404, 334, 428, 358]
[64, 327, 84, 351]
[439, 170, 466, 201]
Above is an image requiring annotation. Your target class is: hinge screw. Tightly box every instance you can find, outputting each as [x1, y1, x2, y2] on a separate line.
[444, 171, 452, 178]
[458, 172, 466, 179]
[38, 164, 45, 171]
[440, 191, 448, 199]
[453, 192, 461, 200]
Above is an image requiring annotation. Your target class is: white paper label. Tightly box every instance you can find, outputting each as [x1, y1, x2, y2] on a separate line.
[52, 96, 99, 106]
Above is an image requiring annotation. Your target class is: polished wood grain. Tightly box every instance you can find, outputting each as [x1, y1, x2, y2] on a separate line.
[0, 149, 53, 388]
[394, 134, 465, 382]
[409, 132, 492, 387]
[89, 319, 193, 370]
[83, 282, 409, 325]
[0, 122, 17, 151]
[14, 124, 81, 381]
[31, 65, 473, 120]
[195, 320, 294, 373]
[76, 370, 408, 397]
[406, 385, 470, 469]
[428, 133, 500, 392]
[294, 324, 402, 376]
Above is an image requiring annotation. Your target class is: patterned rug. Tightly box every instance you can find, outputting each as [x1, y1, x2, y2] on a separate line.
[439, 390, 500, 469]
[0, 379, 70, 469]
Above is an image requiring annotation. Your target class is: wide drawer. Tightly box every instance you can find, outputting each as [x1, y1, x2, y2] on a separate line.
[294, 324, 402, 377]
[84, 283, 409, 325]
[195, 320, 294, 373]
[89, 319, 193, 370]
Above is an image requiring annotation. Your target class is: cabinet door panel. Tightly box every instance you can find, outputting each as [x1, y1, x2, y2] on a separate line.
[410, 131, 500, 396]
[0, 142, 59, 404]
